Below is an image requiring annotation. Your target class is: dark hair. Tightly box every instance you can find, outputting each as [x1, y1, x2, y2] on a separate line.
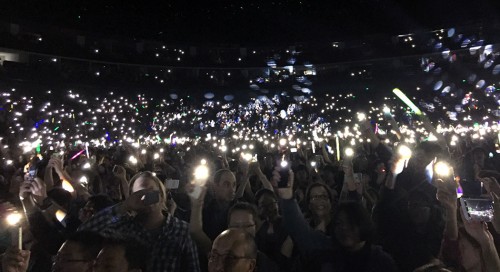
[228, 202, 258, 223]
[103, 238, 147, 270]
[255, 188, 276, 203]
[66, 231, 104, 259]
[333, 202, 374, 242]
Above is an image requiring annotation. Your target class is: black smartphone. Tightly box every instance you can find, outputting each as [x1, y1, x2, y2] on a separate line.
[143, 191, 160, 206]
[277, 159, 290, 188]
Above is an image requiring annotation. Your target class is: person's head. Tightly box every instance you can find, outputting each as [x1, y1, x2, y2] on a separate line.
[305, 183, 335, 218]
[213, 169, 236, 202]
[78, 194, 114, 223]
[93, 239, 147, 272]
[52, 232, 103, 272]
[333, 202, 374, 251]
[209, 229, 257, 272]
[129, 171, 167, 215]
[228, 202, 258, 237]
[255, 189, 279, 221]
[409, 142, 443, 169]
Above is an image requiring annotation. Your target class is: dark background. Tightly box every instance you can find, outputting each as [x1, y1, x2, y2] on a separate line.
[1, 0, 499, 44]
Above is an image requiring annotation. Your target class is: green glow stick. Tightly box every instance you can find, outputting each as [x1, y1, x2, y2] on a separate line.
[392, 88, 422, 115]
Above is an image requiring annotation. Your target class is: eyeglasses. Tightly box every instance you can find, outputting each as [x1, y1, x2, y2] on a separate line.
[208, 252, 253, 263]
[310, 195, 330, 201]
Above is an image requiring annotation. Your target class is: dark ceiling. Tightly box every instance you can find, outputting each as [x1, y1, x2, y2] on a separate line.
[2, 0, 499, 44]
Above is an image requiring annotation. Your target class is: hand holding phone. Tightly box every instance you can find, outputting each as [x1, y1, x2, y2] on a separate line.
[277, 159, 290, 188]
[142, 191, 160, 206]
[272, 166, 294, 200]
[460, 197, 494, 222]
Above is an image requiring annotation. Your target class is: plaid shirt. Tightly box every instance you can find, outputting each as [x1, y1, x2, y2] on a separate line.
[78, 204, 200, 272]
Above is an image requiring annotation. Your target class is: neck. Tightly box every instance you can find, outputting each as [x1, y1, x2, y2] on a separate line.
[141, 211, 166, 230]
[314, 213, 331, 224]
[345, 241, 366, 253]
[216, 198, 231, 208]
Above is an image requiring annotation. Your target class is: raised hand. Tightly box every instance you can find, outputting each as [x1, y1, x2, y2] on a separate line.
[112, 165, 127, 180]
[30, 177, 48, 205]
[271, 167, 294, 200]
[120, 189, 156, 213]
[1, 247, 30, 272]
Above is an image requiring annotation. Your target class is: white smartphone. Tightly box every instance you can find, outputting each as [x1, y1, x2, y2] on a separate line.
[460, 197, 494, 222]
[165, 179, 180, 189]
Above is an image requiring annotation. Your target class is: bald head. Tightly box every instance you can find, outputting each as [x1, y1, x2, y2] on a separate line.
[209, 229, 257, 272]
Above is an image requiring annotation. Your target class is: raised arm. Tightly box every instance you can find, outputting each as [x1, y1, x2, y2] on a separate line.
[186, 184, 212, 256]
[271, 167, 331, 254]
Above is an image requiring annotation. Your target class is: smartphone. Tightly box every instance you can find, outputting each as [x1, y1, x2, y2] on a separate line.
[143, 191, 160, 206]
[28, 165, 38, 180]
[277, 160, 290, 188]
[290, 148, 298, 153]
[460, 197, 493, 222]
[353, 173, 362, 184]
[165, 179, 180, 189]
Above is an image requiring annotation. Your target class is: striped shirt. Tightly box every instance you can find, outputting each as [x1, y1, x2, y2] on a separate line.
[79, 204, 200, 272]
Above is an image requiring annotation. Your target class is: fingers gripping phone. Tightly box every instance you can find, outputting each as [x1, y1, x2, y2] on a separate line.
[142, 191, 160, 206]
[460, 197, 494, 222]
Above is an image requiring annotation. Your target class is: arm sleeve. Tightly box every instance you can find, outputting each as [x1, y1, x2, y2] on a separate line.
[280, 198, 331, 254]
[181, 234, 201, 272]
[77, 204, 130, 235]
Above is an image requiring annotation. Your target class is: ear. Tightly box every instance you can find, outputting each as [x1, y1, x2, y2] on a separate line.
[247, 259, 257, 272]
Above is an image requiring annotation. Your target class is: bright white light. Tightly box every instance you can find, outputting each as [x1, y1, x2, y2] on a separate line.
[6, 212, 22, 226]
[194, 164, 209, 182]
[79, 176, 88, 184]
[61, 180, 75, 193]
[345, 147, 354, 157]
[280, 160, 288, 168]
[434, 161, 451, 177]
[398, 145, 412, 159]
[357, 113, 366, 121]
[279, 139, 287, 146]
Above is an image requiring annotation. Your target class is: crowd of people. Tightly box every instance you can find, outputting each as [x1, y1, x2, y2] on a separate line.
[0, 84, 500, 272]
[0, 17, 499, 272]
